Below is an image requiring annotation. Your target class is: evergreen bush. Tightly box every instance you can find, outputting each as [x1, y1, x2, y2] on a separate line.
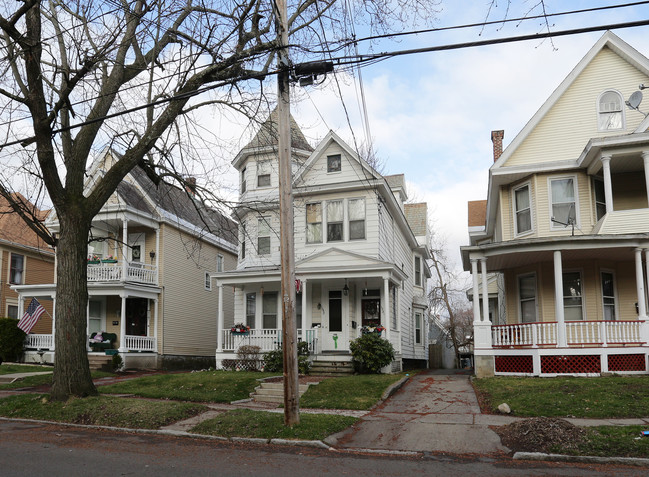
[263, 341, 311, 374]
[349, 333, 395, 374]
[0, 318, 26, 362]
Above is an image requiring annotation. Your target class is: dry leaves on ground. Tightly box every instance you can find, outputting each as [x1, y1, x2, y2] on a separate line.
[496, 417, 587, 454]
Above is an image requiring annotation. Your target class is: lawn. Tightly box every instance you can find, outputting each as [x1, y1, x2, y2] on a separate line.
[473, 376, 649, 418]
[191, 408, 357, 440]
[300, 373, 406, 410]
[0, 370, 114, 390]
[0, 393, 206, 429]
[0, 364, 53, 375]
[100, 370, 277, 402]
[568, 426, 649, 458]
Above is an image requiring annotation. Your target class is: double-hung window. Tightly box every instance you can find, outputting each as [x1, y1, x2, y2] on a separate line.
[204, 272, 212, 291]
[257, 217, 271, 255]
[262, 292, 278, 329]
[601, 271, 616, 321]
[348, 198, 365, 240]
[593, 178, 606, 221]
[519, 274, 537, 323]
[414, 256, 422, 287]
[327, 200, 343, 242]
[514, 184, 531, 235]
[306, 203, 322, 243]
[257, 161, 271, 187]
[217, 254, 224, 272]
[246, 293, 256, 328]
[414, 312, 422, 344]
[563, 271, 583, 321]
[550, 177, 577, 227]
[10, 253, 24, 284]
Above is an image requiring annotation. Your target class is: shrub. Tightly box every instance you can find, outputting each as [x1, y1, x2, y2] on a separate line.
[236, 345, 262, 371]
[349, 333, 395, 374]
[0, 318, 26, 362]
[263, 341, 311, 374]
[111, 353, 123, 372]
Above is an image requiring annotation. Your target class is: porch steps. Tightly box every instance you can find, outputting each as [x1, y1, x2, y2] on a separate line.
[251, 382, 313, 404]
[88, 354, 113, 372]
[310, 360, 354, 376]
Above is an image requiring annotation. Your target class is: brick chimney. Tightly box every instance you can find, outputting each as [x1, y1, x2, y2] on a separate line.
[491, 130, 504, 162]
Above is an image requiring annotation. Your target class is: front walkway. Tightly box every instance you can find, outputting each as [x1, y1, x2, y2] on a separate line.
[325, 369, 510, 454]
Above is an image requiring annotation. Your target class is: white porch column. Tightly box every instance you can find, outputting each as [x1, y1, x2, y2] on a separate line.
[217, 284, 224, 352]
[554, 250, 567, 348]
[302, 279, 310, 329]
[601, 155, 614, 213]
[119, 294, 127, 351]
[122, 219, 128, 279]
[471, 258, 480, 323]
[643, 152, 649, 208]
[635, 248, 647, 318]
[153, 298, 159, 353]
[383, 278, 390, 342]
[645, 250, 649, 310]
[480, 258, 490, 323]
[155, 227, 160, 283]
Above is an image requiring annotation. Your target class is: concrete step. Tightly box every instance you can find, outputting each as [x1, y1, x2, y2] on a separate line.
[88, 355, 113, 371]
[310, 360, 354, 376]
[251, 381, 317, 403]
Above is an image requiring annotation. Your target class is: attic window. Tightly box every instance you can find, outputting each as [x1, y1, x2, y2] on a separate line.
[327, 154, 341, 173]
[598, 90, 624, 131]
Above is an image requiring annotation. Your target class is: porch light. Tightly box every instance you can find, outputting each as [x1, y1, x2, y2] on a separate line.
[149, 250, 156, 261]
[343, 279, 349, 296]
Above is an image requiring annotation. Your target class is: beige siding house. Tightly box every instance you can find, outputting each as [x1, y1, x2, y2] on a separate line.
[14, 150, 237, 369]
[214, 111, 431, 370]
[462, 31, 649, 377]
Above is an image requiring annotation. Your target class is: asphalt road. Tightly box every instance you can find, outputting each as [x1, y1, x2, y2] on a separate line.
[0, 421, 646, 476]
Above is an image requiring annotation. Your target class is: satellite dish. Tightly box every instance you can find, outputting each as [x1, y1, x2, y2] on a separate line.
[627, 90, 643, 110]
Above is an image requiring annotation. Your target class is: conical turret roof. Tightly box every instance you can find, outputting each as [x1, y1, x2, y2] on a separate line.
[242, 107, 313, 152]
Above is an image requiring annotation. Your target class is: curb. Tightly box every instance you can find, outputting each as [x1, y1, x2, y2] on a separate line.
[513, 452, 649, 467]
[380, 376, 409, 401]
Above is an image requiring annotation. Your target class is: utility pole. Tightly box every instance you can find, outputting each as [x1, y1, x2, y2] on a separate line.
[275, 0, 299, 426]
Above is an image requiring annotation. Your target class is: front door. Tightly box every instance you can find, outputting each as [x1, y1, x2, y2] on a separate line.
[126, 298, 148, 336]
[322, 289, 348, 351]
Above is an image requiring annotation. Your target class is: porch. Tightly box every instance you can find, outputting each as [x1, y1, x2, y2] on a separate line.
[87, 260, 157, 285]
[24, 333, 157, 353]
[220, 328, 321, 355]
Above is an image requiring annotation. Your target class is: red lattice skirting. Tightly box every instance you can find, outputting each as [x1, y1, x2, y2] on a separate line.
[495, 355, 533, 373]
[608, 354, 647, 372]
[541, 355, 600, 374]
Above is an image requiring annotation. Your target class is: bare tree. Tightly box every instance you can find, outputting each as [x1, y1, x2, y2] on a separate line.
[427, 228, 472, 368]
[0, 0, 437, 400]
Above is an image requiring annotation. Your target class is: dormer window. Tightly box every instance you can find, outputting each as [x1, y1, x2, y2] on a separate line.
[327, 154, 341, 173]
[598, 90, 624, 131]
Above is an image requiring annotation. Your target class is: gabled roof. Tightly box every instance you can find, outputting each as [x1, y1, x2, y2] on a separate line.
[0, 193, 53, 255]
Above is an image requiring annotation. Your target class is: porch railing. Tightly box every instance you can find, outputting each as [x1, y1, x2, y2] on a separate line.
[24, 334, 54, 350]
[221, 328, 320, 354]
[493, 320, 643, 348]
[87, 261, 157, 285]
[123, 335, 156, 352]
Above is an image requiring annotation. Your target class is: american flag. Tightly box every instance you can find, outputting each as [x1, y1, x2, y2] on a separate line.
[17, 298, 46, 334]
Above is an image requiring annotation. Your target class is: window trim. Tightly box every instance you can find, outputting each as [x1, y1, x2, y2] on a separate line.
[262, 291, 278, 329]
[204, 271, 212, 291]
[246, 292, 257, 328]
[600, 269, 618, 321]
[9, 253, 24, 285]
[6, 302, 18, 320]
[414, 311, 422, 345]
[327, 154, 342, 173]
[518, 272, 537, 324]
[548, 175, 580, 230]
[217, 254, 224, 272]
[597, 89, 625, 131]
[326, 199, 344, 242]
[513, 182, 533, 237]
[256, 160, 271, 188]
[414, 255, 422, 287]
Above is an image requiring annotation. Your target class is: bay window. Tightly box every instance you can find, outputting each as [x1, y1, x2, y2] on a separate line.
[550, 177, 577, 227]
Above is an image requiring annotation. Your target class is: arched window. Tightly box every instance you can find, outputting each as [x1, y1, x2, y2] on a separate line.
[598, 90, 624, 130]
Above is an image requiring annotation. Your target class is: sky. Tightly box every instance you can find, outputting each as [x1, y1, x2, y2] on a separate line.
[215, 1, 649, 282]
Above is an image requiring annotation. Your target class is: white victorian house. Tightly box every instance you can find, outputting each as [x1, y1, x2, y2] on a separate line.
[213, 111, 431, 371]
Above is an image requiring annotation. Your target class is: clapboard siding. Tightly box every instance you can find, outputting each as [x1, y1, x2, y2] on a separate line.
[504, 47, 649, 168]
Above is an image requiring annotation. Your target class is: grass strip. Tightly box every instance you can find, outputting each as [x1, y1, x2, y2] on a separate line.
[100, 370, 276, 402]
[192, 408, 357, 440]
[0, 393, 206, 429]
[300, 373, 405, 410]
[0, 370, 114, 390]
[0, 364, 53, 375]
[554, 426, 649, 458]
[473, 376, 649, 418]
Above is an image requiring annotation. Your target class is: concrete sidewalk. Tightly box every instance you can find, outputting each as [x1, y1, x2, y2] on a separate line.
[325, 370, 510, 454]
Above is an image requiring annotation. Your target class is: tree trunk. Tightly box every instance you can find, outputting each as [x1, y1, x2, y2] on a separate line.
[50, 213, 97, 400]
